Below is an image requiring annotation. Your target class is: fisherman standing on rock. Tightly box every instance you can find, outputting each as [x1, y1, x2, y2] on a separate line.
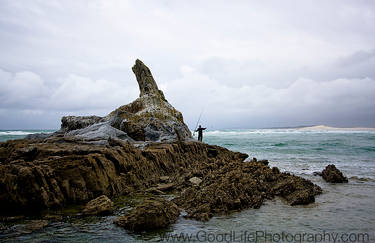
[195, 125, 206, 142]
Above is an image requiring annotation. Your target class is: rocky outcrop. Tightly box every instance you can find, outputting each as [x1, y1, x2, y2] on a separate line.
[82, 195, 113, 215]
[132, 59, 163, 98]
[114, 198, 179, 231]
[107, 59, 192, 142]
[322, 164, 348, 183]
[0, 59, 323, 230]
[272, 173, 322, 205]
[53, 59, 192, 144]
[173, 159, 322, 221]
[0, 137, 246, 213]
[0, 137, 322, 221]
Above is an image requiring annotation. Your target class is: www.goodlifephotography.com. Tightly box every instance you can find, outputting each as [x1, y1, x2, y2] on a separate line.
[160, 230, 372, 242]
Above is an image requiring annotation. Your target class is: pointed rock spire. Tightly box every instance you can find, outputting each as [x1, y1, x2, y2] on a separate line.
[132, 59, 160, 97]
[61, 59, 191, 142]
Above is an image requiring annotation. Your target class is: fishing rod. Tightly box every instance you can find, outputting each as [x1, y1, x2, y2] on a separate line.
[193, 108, 204, 137]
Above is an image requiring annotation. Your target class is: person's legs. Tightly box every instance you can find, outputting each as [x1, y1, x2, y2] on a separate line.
[198, 134, 202, 141]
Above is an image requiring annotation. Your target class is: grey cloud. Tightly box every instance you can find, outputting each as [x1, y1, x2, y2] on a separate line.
[0, 68, 138, 112]
[0, 0, 375, 129]
[163, 67, 375, 129]
[337, 50, 375, 67]
[197, 48, 375, 91]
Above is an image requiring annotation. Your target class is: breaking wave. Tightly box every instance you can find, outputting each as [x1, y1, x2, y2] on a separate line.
[204, 129, 375, 136]
[0, 131, 40, 136]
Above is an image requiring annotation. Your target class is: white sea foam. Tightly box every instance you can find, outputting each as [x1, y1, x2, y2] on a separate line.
[203, 128, 375, 136]
[0, 131, 51, 136]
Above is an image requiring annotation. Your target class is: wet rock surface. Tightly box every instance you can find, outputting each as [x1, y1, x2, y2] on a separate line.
[0, 137, 246, 213]
[82, 195, 114, 215]
[272, 173, 322, 205]
[24, 220, 49, 233]
[114, 197, 180, 231]
[0, 219, 49, 236]
[173, 159, 322, 221]
[322, 164, 348, 183]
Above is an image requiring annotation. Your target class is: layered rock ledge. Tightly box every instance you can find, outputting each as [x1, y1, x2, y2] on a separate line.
[0, 60, 322, 230]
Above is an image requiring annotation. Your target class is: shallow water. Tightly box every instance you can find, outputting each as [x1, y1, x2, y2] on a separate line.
[204, 129, 375, 180]
[1, 129, 375, 242]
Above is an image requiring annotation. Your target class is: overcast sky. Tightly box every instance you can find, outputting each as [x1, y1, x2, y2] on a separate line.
[1, 0, 375, 129]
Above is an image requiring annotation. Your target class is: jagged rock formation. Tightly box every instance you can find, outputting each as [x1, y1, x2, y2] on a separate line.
[132, 59, 162, 97]
[0, 137, 322, 220]
[321, 164, 348, 183]
[0, 59, 323, 231]
[0, 137, 247, 213]
[172, 159, 322, 221]
[45, 59, 192, 143]
[107, 59, 191, 142]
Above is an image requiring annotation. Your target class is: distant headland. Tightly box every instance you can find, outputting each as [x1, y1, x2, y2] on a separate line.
[297, 125, 375, 131]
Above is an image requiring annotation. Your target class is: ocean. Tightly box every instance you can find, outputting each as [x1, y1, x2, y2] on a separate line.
[1, 128, 375, 242]
[0, 130, 55, 142]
